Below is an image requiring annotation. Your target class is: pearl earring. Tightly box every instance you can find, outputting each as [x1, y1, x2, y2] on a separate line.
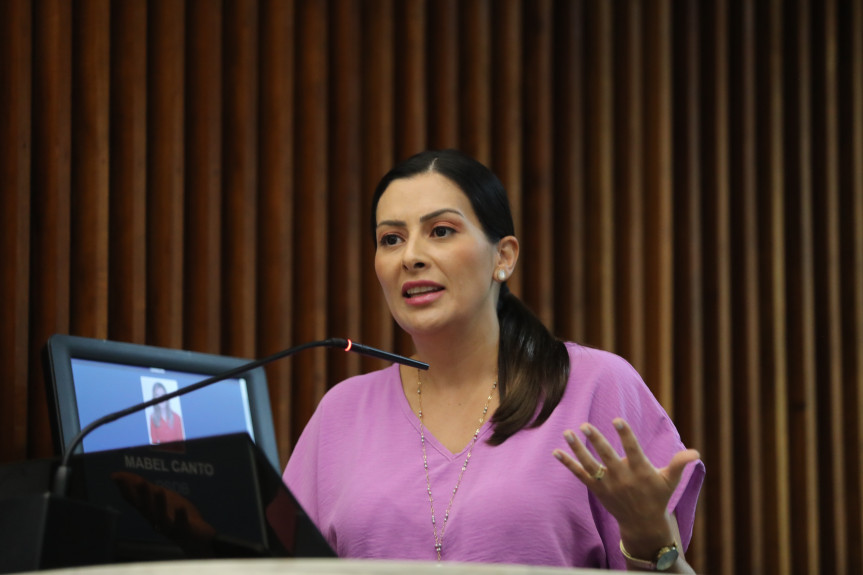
[497, 269, 506, 281]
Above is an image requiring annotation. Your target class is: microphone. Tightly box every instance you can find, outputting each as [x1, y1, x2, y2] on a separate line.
[52, 337, 427, 497]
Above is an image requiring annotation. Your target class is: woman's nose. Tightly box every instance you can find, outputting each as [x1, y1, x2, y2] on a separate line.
[402, 237, 427, 270]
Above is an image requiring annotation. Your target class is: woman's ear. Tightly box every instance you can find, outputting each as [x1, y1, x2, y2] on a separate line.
[495, 236, 519, 280]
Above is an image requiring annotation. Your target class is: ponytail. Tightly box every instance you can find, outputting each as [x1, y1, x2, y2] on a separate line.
[489, 285, 570, 445]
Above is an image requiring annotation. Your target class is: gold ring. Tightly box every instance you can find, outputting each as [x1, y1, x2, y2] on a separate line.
[593, 465, 607, 481]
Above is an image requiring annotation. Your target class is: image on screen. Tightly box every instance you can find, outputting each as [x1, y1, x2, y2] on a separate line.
[70, 358, 256, 454]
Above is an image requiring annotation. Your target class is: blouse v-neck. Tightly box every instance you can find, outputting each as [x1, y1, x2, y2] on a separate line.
[391, 364, 494, 461]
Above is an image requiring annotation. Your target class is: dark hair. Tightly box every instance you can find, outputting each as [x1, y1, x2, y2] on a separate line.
[370, 149, 570, 445]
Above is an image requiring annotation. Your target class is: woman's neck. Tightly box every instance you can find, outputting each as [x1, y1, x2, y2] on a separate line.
[408, 319, 500, 393]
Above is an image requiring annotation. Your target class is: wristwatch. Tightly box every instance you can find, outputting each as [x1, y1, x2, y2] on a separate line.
[619, 540, 679, 571]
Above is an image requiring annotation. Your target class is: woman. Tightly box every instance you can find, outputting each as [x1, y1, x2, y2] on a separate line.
[149, 381, 185, 444]
[284, 150, 704, 571]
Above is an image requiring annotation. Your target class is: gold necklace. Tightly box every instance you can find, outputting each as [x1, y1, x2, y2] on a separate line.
[416, 369, 497, 561]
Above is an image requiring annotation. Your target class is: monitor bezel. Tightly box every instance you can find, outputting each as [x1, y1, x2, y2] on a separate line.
[43, 333, 281, 471]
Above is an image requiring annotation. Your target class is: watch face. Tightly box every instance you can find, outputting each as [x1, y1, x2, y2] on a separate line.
[655, 547, 679, 571]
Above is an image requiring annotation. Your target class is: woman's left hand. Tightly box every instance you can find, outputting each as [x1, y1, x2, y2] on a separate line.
[553, 418, 699, 556]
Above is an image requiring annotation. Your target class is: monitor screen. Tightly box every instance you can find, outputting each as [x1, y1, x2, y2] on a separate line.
[43, 334, 280, 471]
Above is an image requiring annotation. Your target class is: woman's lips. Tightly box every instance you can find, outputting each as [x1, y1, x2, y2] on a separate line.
[402, 282, 444, 305]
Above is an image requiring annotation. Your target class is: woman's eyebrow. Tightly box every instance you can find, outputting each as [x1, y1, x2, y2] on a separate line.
[376, 218, 405, 229]
[419, 208, 464, 223]
[376, 208, 465, 229]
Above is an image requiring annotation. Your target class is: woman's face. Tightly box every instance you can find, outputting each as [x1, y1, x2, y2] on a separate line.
[374, 172, 505, 337]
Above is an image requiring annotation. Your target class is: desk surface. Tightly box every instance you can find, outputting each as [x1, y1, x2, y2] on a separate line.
[35, 558, 618, 575]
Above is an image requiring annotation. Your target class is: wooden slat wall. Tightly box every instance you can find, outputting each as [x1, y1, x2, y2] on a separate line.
[699, 2, 734, 572]
[730, 1, 763, 570]
[758, 0, 792, 572]
[30, 0, 71, 457]
[839, 3, 863, 573]
[671, 0, 705, 564]
[786, 0, 821, 573]
[1, 2, 862, 573]
[185, 0, 224, 353]
[0, 0, 33, 464]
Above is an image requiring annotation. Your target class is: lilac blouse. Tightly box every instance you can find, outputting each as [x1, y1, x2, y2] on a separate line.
[284, 342, 705, 569]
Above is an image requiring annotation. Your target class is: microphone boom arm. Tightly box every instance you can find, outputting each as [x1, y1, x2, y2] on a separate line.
[52, 337, 428, 496]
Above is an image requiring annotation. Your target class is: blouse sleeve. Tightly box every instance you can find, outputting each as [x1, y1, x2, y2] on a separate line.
[583, 351, 705, 566]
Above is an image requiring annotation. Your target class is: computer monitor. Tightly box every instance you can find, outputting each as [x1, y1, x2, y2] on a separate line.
[43, 334, 280, 471]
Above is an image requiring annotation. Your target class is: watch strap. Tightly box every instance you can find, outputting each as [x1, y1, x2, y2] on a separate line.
[619, 540, 679, 571]
[619, 540, 657, 570]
